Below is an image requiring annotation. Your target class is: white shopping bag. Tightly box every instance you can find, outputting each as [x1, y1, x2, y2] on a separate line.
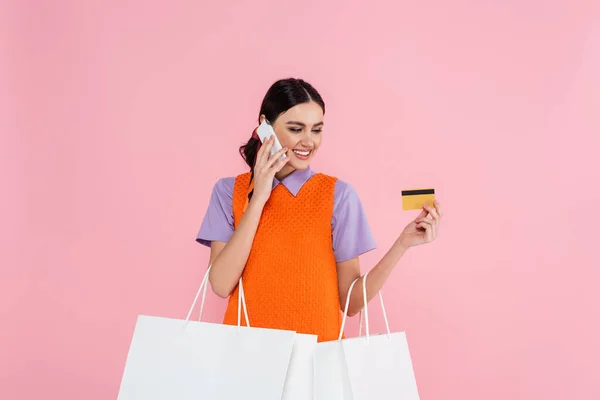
[314, 272, 421, 400]
[117, 266, 296, 400]
[313, 335, 354, 399]
[282, 333, 318, 400]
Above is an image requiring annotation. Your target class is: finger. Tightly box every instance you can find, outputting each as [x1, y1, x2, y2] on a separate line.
[423, 203, 441, 225]
[421, 203, 435, 218]
[255, 141, 267, 168]
[254, 135, 266, 164]
[256, 136, 274, 167]
[434, 199, 443, 218]
[427, 207, 440, 224]
[264, 136, 279, 164]
[272, 153, 290, 173]
[266, 146, 289, 169]
[416, 221, 432, 242]
[428, 222, 434, 242]
[415, 208, 428, 220]
[418, 219, 436, 241]
[428, 201, 441, 237]
[415, 220, 432, 230]
[415, 217, 435, 225]
[421, 221, 433, 240]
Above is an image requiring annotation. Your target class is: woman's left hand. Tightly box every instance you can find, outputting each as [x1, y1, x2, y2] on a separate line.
[398, 199, 443, 248]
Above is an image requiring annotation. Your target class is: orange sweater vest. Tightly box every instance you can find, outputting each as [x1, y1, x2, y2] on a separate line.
[222, 172, 343, 342]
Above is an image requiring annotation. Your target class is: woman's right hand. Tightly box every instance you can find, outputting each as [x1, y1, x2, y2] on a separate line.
[251, 136, 289, 205]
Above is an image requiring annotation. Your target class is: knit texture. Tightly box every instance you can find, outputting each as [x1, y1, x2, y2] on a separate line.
[222, 172, 343, 342]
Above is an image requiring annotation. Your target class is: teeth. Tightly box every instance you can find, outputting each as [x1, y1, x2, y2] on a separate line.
[293, 150, 310, 156]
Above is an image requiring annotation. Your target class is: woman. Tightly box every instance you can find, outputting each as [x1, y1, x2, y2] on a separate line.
[196, 78, 442, 342]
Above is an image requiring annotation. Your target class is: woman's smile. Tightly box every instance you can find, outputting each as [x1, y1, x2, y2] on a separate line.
[292, 149, 312, 160]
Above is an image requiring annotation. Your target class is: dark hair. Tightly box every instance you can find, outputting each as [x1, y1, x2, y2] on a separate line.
[239, 78, 325, 170]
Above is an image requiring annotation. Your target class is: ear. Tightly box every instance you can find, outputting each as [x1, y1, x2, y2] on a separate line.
[259, 115, 266, 124]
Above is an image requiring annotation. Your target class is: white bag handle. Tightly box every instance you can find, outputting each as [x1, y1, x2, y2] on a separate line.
[184, 265, 250, 331]
[338, 270, 391, 343]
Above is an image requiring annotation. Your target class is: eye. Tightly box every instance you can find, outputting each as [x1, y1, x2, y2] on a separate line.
[288, 128, 302, 133]
[312, 129, 323, 134]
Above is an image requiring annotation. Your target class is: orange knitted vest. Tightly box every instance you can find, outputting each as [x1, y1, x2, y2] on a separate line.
[222, 172, 343, 342]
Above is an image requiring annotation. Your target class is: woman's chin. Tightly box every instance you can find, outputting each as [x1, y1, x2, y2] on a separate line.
[289, 159, 311, 170]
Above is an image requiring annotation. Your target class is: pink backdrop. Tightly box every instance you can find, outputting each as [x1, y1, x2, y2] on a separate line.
[2, 0, 599, 399]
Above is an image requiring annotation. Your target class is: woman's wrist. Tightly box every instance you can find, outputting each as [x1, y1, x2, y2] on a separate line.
[247, 196, 267, 213]
[395, 234, 412, 253]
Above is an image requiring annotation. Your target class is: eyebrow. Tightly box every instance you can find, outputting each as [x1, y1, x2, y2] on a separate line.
[285, 121, 324, 127]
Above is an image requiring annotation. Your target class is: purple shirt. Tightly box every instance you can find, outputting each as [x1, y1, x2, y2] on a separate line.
[196, 167, 376, 262]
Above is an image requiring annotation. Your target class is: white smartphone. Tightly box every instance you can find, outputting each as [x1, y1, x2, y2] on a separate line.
[256, 120, 286, 162]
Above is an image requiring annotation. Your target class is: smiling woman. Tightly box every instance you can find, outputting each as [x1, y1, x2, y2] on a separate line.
[241, 79, 325, 182]
[196, 78, 443, 342]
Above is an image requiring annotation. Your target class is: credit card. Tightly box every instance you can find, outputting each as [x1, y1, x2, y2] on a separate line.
[402, 188, 435, 210]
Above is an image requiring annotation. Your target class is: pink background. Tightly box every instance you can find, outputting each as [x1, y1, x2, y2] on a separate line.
[2, 0, 599, 399]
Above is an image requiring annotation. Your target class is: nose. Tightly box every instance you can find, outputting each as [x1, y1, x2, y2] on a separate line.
[301, 131, 315, 148]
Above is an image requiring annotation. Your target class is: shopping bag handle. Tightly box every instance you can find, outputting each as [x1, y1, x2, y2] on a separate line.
[338, 270, 391, 343]
[183, 264, 250, 330]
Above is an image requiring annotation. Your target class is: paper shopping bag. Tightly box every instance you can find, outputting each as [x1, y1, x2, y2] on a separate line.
[117, 266, 296, 400]
[313, 335, 354, 399]
[281, 333, 318, 400]
[341, 331, 420, 399]
[314, 272, 421, 400]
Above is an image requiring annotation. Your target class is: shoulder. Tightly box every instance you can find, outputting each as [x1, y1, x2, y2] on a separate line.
[211, 172, 253, 192]
[331, 177, 371, 223]
[311, 172, 337, 186]
[310, 172, 360, 203]
[212, 176, 236, 195]
[334, 179, 355, 196]
[333, 178, 361, 205]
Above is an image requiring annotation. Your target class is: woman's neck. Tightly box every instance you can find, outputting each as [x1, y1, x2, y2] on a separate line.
[275, 165, 296, 181]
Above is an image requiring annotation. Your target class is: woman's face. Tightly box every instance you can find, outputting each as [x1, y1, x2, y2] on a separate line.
[263, 101, 324, 171]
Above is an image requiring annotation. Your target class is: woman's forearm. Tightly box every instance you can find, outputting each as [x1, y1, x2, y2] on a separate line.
[347, 237, 410, 316]
[209, 199, 265, 297]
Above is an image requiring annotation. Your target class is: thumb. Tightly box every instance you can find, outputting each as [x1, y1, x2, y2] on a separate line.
[414, 208, 428, 221]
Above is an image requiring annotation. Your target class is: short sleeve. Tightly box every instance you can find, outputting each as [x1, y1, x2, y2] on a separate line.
[331, 180, 377, 262]
[195, 177, 235, 247]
